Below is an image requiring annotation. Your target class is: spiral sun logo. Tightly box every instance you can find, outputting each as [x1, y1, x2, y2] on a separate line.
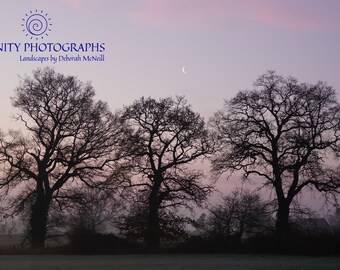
[21, 10, 52, 40]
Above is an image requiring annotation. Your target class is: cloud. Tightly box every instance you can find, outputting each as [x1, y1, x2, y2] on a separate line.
[135, 0, 339, 32]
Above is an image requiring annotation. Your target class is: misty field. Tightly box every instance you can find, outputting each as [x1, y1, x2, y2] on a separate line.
[0, 254, 339, 270]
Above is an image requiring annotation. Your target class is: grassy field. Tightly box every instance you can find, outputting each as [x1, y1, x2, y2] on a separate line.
[0, 254, 338, 270]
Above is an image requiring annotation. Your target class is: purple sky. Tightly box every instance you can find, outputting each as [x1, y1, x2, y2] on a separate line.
[1, 0, 340, 211]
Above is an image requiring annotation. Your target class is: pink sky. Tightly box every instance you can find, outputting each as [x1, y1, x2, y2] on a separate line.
[52, 0, 340, 32]
[136, 0, 337, 31]
[60, 0, 96, 14]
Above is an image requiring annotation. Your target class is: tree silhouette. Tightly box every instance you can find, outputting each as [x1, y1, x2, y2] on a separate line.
[207, 189, 273, 244]
[119, 199, 189, 243]
[211, 71, 340, 236]
[66, 187, 122, 235]
[119, 96, 213, 250]
[0, 67, 123, 248]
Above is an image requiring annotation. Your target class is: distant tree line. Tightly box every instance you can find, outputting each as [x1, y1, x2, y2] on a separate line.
[0, 67, 340, 252]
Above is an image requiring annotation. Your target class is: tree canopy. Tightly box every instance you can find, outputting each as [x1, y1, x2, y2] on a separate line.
[211, 71, 340, 234]
[0, 67, 124, 247]
[119, 96, 214, 249]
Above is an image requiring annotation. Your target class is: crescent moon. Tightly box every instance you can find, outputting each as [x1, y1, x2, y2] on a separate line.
[182, 65, 186, 74]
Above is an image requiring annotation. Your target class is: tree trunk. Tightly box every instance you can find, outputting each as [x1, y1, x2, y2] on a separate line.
[276, 199, 290, 236]
[145, 175, 163, 252]
[146, 194, 161, 251]
[30, 193, 51, 249]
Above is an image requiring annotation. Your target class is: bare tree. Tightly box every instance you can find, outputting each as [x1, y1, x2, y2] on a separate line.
[119, 198, 189, 243]
[0, 67, 124, 248]
[211, 71, 340, 236]
[66, 186, 123, 236]
[207, 189, 273, 244]
[119, 96, 213, 250]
